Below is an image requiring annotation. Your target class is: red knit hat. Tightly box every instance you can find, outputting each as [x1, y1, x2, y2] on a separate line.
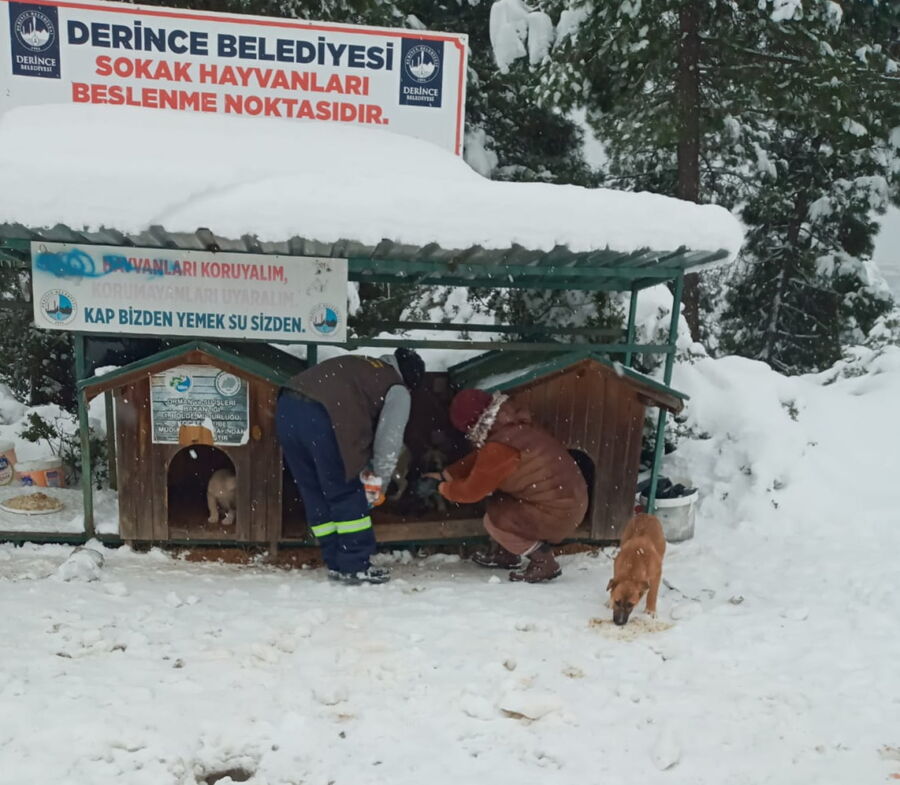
[449, 389, 493, 433]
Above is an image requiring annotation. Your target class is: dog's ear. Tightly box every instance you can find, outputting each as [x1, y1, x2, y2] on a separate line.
[606, 578, 616, 592]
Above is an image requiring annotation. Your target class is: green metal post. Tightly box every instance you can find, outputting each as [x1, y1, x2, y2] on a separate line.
[74, 334, 95, 538]
[646, 274, 684, 514]
[624, 288, 639, 368]
[306, 343, 318, 366]
[104, 390, 117, 491]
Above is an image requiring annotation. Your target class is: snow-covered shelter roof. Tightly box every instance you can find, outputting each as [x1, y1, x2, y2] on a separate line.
[0, 104, 743, 288]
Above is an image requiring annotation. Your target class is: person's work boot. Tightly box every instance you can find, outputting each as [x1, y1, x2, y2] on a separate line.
[471, 541, 522, 569]
[509, 544, 562, 583]
[339, 565, 391, 585]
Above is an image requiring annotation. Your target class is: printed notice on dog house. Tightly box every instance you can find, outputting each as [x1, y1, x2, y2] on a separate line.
[0, 0, 468, 154]
[150, 365, 249, 446]
[30, 242, 348, 342]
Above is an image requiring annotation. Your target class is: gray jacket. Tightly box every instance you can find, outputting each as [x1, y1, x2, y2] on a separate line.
[370, 355, 410, 486]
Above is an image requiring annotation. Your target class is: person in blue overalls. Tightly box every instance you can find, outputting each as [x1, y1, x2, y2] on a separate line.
[276, 349, 425, 584]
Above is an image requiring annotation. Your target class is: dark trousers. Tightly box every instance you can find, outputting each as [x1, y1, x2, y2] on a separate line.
[276, 393, 375, 574]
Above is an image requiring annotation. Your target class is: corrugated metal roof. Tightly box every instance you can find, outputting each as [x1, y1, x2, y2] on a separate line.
[0, 225, 728, 291]
[78, 339, 306, 393]
[447, 349, 687, 409]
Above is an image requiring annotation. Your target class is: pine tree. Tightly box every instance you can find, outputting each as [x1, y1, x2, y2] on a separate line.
[0, 266, 75, 409]
[718, 0, 899, 372]
[533, 0, 898, 370]
[534, 0, 752, 338]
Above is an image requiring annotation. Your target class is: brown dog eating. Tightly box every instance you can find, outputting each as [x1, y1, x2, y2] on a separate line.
[607, 513, 666, 626]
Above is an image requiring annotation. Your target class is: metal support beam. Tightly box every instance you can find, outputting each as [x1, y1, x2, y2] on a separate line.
[349, 257, 678, 281]
[624, 288, 639, 368]
[344, 338, 674, 354]
[306, 343, 318, 366]
[352, 272, 642, 293]
[74, 333, 95, 538]
[647, 273, 684, 515]
[360, 321, 623, 339]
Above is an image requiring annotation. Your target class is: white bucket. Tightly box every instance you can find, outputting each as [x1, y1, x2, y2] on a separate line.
[640, 489, 698, 543]
[15, 458, 65, 488]
[0, 441, 16, 486]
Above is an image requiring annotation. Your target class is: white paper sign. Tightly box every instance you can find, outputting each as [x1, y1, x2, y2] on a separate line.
[150, 364, 248, 445]
[31, 242, 348, 342]
[0, 0, 467, 154]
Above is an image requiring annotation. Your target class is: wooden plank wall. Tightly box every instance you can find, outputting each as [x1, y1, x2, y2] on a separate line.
[509, 363, 647, 540]
[114, 372, 279, 543]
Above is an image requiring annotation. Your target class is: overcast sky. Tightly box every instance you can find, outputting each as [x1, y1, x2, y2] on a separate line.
[873, 205, 900, 297]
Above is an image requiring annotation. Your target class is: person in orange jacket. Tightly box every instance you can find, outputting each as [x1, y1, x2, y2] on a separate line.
[431, 389, 588, 582]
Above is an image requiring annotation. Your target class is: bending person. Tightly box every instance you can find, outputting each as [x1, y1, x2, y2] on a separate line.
[276, 349, 425, 584]
[433, 389, 588, 583]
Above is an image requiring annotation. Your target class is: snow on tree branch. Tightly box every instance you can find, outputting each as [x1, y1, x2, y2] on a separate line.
[489, 0, 554, 72]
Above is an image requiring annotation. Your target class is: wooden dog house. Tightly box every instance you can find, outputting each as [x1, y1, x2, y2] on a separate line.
[80, 340, 305, 546]
[448, 351, 686, 540]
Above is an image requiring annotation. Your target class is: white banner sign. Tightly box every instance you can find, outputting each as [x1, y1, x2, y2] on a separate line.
[31, 242, 348, 342]
[0, 0, 468, 154]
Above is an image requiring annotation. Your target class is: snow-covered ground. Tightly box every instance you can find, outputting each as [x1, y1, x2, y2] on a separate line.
[1, 343, 898, 784]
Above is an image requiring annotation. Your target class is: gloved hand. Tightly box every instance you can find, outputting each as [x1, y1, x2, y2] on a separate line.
[360, 471, 385, 507]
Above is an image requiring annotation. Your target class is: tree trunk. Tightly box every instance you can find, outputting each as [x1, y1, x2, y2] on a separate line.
[676, 1, 702, 340]
[762, 194, 807, 366]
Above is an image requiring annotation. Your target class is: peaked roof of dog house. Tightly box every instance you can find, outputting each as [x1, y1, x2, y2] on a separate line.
[0, 105, 744, 291]
[79, 340, 306, 399]
[448, 349, 686, 413]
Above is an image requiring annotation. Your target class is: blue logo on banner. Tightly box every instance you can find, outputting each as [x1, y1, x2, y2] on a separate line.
[169, 374, 193, 393]
[399, 38, 443, 109]
[311, 304, 340, 335]
[9, 2, 61, 79]
[39, 289, 76, 325]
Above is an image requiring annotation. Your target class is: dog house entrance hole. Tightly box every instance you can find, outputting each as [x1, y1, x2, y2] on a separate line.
[168, 445, 235, 535]
[569, 449, 596, 518]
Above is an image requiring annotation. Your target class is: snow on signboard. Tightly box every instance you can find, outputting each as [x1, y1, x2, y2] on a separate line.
[0, 0, 468, 154]
[31, 243, 348, 342]
[149, 364, 248, 445]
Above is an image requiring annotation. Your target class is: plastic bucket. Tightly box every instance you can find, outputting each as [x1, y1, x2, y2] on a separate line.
[15, 458, 65, 488]
[0, 442, 17, 486]
[640, 489, 698, 543]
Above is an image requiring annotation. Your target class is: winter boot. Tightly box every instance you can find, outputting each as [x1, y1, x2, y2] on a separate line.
[471, 540, 522, 569]
[509, 544, 562, 583]
[339, 565, 391, 585]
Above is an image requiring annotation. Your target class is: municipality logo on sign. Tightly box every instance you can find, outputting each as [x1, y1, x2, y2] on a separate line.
[310, 304, 340, 336]
[214, 372, 242, 397]
[9, 2, 61, 79]
[14, 7, 54, 51]
[399, 38, 444, 108]
[40, 289, 76, 326]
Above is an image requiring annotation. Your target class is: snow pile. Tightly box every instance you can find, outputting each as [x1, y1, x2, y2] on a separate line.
[669, 344, 900, 526]
[55, 545, 104, 582]
[0, 104, 743, 265]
